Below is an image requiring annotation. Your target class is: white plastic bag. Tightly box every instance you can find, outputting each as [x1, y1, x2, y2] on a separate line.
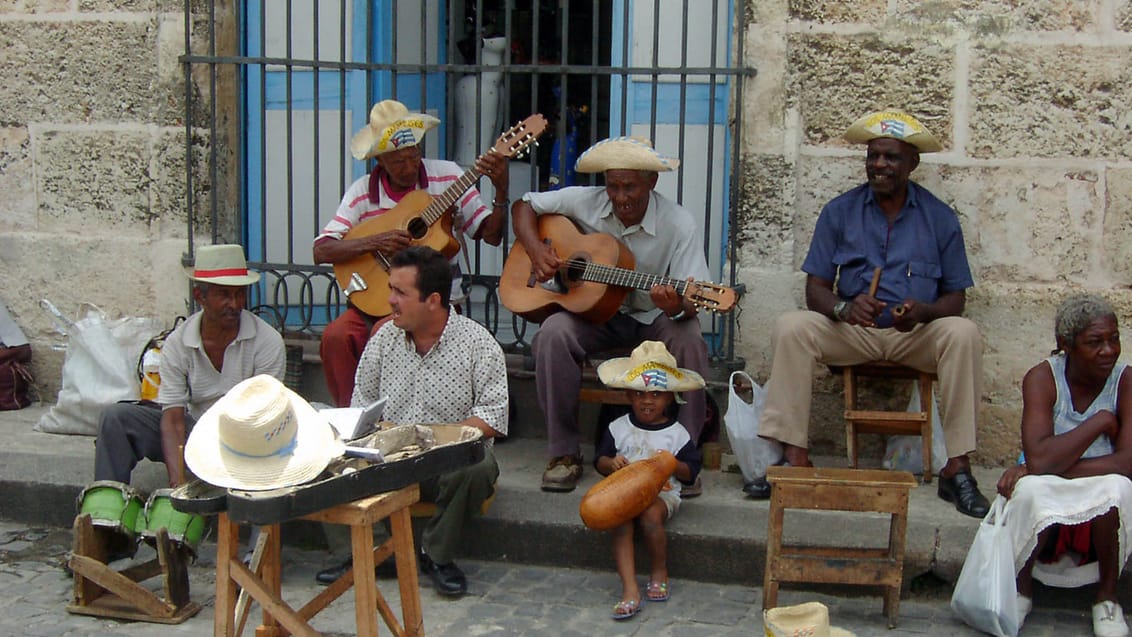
[951, 496, 1019, 637]
[882, 383, 949, 474]
[724, 371, 783, 483]
[35, 300, 164, 436]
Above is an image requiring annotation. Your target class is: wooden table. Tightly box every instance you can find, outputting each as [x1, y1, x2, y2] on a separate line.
[762, 466, 917, 628]
[213, 484, 423, 637]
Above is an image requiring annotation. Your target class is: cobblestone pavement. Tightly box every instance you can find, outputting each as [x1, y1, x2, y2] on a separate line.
[0, 520, 1111, 636]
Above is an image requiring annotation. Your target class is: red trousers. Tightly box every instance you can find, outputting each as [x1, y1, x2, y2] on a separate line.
[320, 307, 390, 407]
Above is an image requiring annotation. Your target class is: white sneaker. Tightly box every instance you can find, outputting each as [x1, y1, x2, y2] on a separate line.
[1016, 594, 1032, 631]
[1093, 601, 1130, 637]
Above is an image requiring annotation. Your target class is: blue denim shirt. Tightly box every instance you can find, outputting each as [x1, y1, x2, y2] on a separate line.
[802, 182, 973, 328]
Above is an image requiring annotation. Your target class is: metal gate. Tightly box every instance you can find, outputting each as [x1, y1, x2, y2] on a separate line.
[181, 0, 752, 362]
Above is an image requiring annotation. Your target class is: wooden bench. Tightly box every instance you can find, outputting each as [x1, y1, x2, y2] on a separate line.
[835, 361, 937, 482]
[763, 466, 917, 628]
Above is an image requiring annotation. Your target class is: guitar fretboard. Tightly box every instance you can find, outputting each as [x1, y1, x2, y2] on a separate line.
[420, 165, 482, 225]
[566, 258, 687, 294]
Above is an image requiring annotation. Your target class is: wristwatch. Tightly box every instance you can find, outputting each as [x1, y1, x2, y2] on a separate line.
[832, 301, 850, 322]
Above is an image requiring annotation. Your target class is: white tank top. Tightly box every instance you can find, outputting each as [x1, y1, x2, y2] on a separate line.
[1047, 354, 1126, 459]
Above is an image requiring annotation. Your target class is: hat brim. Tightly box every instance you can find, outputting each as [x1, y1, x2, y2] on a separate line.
[575, 137, 680, 173]
[596, 358, 706, 394]
[351, 113, 440, 160]
[184, 267, 261, 287]
[185, 386, 344, 491]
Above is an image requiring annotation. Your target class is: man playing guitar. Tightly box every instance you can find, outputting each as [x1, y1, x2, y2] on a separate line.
[512, 136, 711, 494]
[314, 99, 511, 407]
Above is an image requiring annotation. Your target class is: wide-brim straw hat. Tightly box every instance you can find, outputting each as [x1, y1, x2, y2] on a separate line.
[185, 375, 344, 491]
[350, 99, 440, 161]
[574, 136, 680, 173]
[184, 244, 261, 286]
[764, 602, 856, 637]
[597, 341, 705, 403]
[843, 109, 943, 153]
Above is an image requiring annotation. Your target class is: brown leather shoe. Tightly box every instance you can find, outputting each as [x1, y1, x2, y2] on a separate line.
[541, 455, 583, 492]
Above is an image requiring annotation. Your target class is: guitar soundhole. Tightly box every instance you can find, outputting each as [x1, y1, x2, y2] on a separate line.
[562, 255, 588, 282]
[407, 217, 428, 240]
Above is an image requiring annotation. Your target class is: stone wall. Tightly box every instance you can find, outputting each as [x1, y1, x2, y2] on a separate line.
[737, 0, 1132, 465]
[0, 1, 237, 398]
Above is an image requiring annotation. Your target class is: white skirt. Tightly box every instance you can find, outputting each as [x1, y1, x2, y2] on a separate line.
[1006, 473, 1132, 588]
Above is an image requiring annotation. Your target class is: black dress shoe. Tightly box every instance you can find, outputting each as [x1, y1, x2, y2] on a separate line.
[419, 552, 467, 597]
[316, 558, 352, 585]
[938, 469, 991, 518]
[743, 476, 771, 499]
[316, 556, 398, 585]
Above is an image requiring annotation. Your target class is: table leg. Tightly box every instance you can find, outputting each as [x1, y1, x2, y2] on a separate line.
[258, 525, 282, 635]
[215, 513, 239, 637]
[763, 492, 784, 611]
[390, 507, 423, 636]
[351, 523, 379, 637]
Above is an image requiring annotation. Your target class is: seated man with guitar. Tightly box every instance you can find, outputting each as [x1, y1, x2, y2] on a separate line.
[508, 136, 725, 493]
[313, 99, 514, 407]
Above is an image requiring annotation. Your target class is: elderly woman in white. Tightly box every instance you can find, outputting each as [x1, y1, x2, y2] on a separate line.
[997, 294, 1132, 637]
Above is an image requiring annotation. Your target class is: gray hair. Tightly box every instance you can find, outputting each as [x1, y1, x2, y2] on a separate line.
[1054, 293, 1116, 348]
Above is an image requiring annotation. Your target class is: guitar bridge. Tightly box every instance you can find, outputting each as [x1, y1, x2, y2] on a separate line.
[342, 272, 368, 297]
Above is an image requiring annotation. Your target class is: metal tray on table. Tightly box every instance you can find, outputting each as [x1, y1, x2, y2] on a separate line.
[170, 424, 486, 525]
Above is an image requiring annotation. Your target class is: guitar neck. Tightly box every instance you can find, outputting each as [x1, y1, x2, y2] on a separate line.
[420, 164, 482, 225]
[578, 261, 689, 294]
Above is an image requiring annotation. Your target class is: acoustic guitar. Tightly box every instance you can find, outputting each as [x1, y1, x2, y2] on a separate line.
[333, 114, 548, 317]
[499, 214, 738, 324]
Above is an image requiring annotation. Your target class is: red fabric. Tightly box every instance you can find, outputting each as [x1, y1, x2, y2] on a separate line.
[1040, 521, 1094, 565]
[320, 307, 386, 408]
[193, 267, 248, 277]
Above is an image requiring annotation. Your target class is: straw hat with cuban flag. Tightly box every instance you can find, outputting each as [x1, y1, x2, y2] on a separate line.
[350, 99, 440, 161]
[843, 109, 943, 153]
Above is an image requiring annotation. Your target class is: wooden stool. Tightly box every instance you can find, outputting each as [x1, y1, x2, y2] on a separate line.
[67, 514, 201, 624]
[212, 485, 423, 637]
[578, 354, 633, 415]
[837, 361, 937, 482]
[763, 466, 916, 628]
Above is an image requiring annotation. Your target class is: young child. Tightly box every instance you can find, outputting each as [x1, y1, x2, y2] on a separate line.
[594, 341, 704, 620]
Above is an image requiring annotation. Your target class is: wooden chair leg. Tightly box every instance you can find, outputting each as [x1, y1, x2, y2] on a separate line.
[763, 491, 785, 610]
[919, 374, 934, 482]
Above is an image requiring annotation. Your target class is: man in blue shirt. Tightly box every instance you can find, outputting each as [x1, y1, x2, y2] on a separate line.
[754, 110, 989, 518]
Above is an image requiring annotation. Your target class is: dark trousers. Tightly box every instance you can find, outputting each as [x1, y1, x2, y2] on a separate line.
[93, 402, 195, 483]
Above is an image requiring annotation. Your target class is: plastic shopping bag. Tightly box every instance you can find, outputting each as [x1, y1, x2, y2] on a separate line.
[951, 496, 1019, 637]
[882, 383, 949, 474]
[35, 300, 164, 435]
[724, 371, 783, 483]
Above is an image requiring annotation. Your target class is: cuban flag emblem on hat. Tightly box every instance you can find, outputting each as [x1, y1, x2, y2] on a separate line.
[640, 369, 669, 389]
[879, 119, 907, 138]
[389, 128, 416, 148]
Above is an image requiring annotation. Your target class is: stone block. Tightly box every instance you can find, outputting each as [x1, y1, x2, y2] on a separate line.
[969, 44, 1132, 159]
[0, 0, 69, 11]
[894, 0, 1096, 32]
[1120, 0, 1132, 31]
[923, 164, 1105, 284]
[787, 34, 954, 150]
[734, 154, 796, 268]
[0, 20, 159, 124]
[741, 27, 787, 155]
[1103, 168, 1132, 285]
[788, 0, 886, 23]
[36, 129, 153, 236]
[151, 127, 217, 239]
[0, 127, 36, 232]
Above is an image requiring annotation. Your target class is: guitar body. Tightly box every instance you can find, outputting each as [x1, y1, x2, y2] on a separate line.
[333, 190, 459, 317]
[499, 215, 635, 324]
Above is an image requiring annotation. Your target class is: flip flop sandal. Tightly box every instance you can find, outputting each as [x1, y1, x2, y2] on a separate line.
[611, 599, 642, 620]
[646, 580, 670, 602]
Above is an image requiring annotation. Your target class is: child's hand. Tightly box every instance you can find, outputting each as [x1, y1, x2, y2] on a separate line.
[610, 455, 630, 471]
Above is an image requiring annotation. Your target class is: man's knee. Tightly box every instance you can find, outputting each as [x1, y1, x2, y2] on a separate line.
[934, 316, 982, 347]
[772, 310, 823, 344]
[321, 312, 356, 348]
[98, 403, 139, 436]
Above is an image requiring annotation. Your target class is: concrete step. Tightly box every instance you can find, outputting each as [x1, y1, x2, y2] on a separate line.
[0, 404, 991, 590]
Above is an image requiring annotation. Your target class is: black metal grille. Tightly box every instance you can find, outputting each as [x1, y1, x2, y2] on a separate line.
[181, 0, 751, 364]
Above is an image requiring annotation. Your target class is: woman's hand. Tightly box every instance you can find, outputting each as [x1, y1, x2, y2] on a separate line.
[996, 464, 1029, 498]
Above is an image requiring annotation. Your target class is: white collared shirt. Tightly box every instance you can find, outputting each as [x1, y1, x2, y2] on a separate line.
[351, 312, 509, 443]
[522, 186, 710, 322]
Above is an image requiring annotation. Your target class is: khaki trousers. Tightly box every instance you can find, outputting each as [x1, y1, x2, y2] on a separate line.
[759, 310, 982, 457]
